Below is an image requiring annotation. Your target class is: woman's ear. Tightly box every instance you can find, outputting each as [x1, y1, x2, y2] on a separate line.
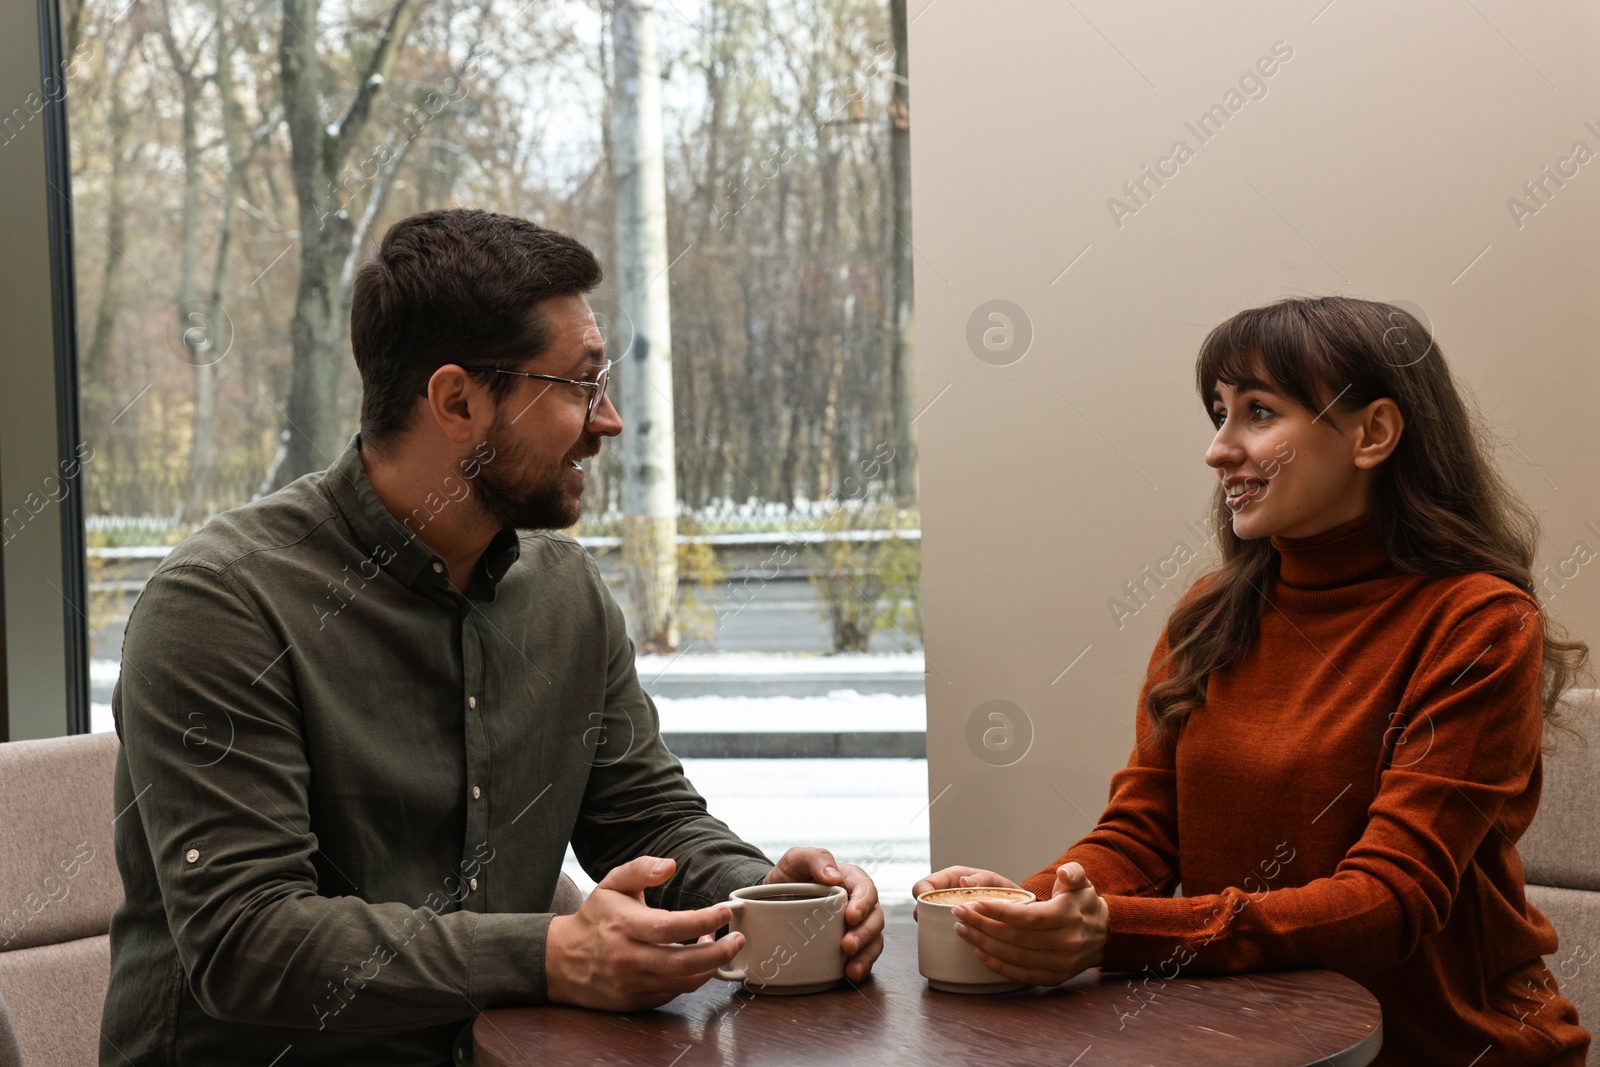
[1353, 398, 1404, 470]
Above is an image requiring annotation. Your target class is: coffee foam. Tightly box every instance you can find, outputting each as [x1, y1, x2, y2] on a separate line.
[919, 887, 1032, 906]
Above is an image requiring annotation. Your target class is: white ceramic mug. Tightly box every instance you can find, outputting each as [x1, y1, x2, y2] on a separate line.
[915, 885, 1036, 994]
[714, 882, 848, 995]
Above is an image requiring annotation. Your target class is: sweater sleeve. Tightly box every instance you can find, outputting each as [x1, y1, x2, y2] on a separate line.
[1083, 593, 1547, 976]
[1020, 630, 1184, 901]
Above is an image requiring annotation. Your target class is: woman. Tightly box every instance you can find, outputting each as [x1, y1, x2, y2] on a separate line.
[916, 297, 1591, 1065]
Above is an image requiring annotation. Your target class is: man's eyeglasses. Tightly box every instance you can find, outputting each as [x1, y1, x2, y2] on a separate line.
[423, 361, 614, 423]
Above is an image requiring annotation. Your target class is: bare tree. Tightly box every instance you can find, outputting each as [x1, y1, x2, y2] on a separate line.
[80, 26, 144, 424]
[72, 0, 910, 529]
[337, 0, 497, 333]
[183, 3, 281, 520]
[154, 0, 218, 520]
[274, 0, 420, 486]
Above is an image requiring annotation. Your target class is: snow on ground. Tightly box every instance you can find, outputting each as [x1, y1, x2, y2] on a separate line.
[636, 652, 924, 676]
[655, 689, 924, 732]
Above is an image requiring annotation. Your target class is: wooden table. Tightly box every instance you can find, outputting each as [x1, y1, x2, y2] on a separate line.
[474, 918, 1382, 1066]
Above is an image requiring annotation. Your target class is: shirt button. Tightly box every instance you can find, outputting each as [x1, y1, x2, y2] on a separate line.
[472, 785, 481, 799]
[432, 561, 444, 573]
[468, 696, 477, 709]
[185, 848, 200, 863]
[469, 877, 479, 892]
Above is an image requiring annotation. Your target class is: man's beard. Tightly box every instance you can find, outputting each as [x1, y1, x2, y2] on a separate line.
[471, 417, 594, 531]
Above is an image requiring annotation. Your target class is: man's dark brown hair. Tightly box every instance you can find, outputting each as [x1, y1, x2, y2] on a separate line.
[350, 208, 603, 453]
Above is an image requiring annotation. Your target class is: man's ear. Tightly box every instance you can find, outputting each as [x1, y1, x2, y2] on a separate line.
[1353, 398, 1404, 470]
[424, 364, 487, 446]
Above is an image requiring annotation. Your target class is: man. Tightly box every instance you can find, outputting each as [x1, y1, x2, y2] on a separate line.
[102, 209, 884, 1065]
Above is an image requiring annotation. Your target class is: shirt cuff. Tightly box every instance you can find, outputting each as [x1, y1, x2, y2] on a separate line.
[729, 860, 780, 895]
[469, 911, 553, 1005]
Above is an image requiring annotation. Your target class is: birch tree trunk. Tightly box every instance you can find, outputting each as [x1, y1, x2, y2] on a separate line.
[612, 0, 679, 651]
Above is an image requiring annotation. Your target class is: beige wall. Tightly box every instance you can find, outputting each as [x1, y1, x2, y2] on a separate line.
[909, 0, 1600, 878]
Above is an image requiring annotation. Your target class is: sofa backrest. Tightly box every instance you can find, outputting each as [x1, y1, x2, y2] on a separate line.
[0, 731, 121, 1067]
[1519, 688, 1600, 1056]
[1521, 689, 1600, 892]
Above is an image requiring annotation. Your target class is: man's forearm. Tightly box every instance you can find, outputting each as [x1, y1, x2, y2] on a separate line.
[578, 799, 772, 911]
[184, 891, 551, 1030]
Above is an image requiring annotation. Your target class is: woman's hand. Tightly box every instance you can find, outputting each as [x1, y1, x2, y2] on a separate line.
[911, 867, 1022, 916]
[951, 862, 1109, 987]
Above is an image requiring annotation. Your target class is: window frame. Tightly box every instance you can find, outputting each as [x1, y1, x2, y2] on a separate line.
[0, 0, 91, 739]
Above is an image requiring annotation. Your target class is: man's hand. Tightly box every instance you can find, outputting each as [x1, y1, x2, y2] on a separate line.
[951, 862, 1109, 987]
[765, 847, 885, 982]
[545, 856, 743, 1011]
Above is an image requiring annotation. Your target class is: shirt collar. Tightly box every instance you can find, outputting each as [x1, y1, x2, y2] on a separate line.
[470, 527, 524, 602]
[321, 434, 522, 600]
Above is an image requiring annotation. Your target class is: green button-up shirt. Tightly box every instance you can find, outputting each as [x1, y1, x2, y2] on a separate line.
[102, 435, 774, 1066]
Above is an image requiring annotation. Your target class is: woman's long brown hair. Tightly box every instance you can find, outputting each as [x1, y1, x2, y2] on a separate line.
[1147, 296, 1591, 738]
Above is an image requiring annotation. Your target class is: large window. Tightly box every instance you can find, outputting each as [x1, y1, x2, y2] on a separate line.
[61, 0, 925, 899]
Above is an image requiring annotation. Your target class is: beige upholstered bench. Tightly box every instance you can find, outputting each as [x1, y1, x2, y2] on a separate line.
[0, 732, 120, 1067]
[1520, 688, 1600, 1054]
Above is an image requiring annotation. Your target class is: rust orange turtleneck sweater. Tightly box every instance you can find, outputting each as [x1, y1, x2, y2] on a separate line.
[1021, 513, 1588, 1066]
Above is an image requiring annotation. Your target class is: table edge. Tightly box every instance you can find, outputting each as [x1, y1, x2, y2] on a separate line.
[1303, 1017, 1382, 1067]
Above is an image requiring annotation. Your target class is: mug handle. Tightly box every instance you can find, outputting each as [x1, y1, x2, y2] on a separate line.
[714, 898, 746, 982]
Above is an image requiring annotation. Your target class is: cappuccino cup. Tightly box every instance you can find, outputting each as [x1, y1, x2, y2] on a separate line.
[715, 882, 847, 995]
[915, 885, 1036, 993]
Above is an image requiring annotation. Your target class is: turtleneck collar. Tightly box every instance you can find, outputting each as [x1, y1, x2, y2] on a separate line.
[1270, 512, 1397, 591]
